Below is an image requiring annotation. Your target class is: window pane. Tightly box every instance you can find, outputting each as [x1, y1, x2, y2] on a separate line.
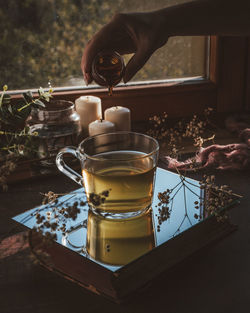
[0, 0, 207, 90]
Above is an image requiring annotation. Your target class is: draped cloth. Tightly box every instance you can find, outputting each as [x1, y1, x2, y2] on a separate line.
[164, 117, 250, 171]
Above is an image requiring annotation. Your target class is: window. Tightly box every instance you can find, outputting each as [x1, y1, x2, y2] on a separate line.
[1, 0, 206, 90]
[1, 1, 248, 120]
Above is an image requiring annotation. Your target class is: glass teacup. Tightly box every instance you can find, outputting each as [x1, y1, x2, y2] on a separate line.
[56, 131, 159, 219]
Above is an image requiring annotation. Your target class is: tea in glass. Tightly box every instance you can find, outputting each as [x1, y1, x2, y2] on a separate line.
[56, 131, 159, 219]
[82, 150, 155, 213]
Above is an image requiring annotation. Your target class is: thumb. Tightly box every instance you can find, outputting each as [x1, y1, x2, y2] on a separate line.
[123, 48, 152, 83]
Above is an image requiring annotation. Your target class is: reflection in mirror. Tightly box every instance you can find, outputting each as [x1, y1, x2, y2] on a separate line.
[13, 168, 239, 272]
[86, 209, 155, 266]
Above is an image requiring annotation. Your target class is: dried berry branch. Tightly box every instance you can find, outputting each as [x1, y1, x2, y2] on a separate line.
[147, 107, 215, 158]
[155, 172, 240, 233]
[30, 189, 111, 244]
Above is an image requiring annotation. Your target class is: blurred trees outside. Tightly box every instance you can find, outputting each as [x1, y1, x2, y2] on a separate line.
[0, 0, 206, 90]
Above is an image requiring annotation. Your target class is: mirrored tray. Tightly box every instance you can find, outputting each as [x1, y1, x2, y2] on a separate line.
[13, 167, 240, 302]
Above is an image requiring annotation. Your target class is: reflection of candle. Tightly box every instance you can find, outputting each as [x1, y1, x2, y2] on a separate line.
[104, 106, 131, 131]
[88, 119, 115, 136]
[75, 96, 102, 135]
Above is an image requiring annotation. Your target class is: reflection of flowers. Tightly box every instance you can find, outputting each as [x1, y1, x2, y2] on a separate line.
[155, 173, 240, 234]
[89, 189, 111, 207]
[199, 175, 240, 222]
[25, 189, 110, 268]
[31, 189, 111, 243]
[157, 190, 171, 223]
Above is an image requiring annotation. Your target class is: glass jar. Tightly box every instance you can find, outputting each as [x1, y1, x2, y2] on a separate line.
[26, 100, 81, 166]
[91, 51, 125, 95]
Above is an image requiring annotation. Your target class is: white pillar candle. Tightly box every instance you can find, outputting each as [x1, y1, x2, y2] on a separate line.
[104, 106, 131, 131]
[88, 119, 116, 136]
[75, 95, 102, 135]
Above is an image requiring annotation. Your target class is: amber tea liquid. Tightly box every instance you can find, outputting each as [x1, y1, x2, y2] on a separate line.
[91, 51, 124, 96]
[86, 209, 155, 265]
[82, 151, 155, 214]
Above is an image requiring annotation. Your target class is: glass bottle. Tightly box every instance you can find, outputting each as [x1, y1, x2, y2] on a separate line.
[26, 100, 81, 166]
[91, 51, 125, 95]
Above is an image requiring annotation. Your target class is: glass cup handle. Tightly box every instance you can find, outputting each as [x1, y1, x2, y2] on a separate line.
[56, 146, 84, 186]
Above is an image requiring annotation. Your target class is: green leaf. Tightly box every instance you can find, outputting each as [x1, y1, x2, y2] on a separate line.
[22, 91, 33, 104]
[39, 87, 44, 93]
[0, 105, 15, 125]
[38, 87, 45, 97]
[0, 92, 5, 106]
[2, 94, 11, 105]
[7, 104, 13, 114]
[43, 94, 51, 102]
[32, 99, 46, 109]
[14, 101, 31, 120]
[0, 94, 9, 107]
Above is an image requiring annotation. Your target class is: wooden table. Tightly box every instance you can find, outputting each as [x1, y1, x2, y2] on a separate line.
[1, 163, 250, 313]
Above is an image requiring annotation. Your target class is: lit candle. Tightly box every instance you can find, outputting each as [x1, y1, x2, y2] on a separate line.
[75, 95, 102, 135]
[88, 119, 116, 136]
[104, 106, 131, 131]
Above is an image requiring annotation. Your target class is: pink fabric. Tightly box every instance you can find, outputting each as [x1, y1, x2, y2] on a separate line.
[0, 232, 28, 260]
[164, 124, 250, 171]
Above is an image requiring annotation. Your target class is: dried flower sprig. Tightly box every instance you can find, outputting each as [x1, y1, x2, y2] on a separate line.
[155, 172, 240, 232]
[156, 189, 171, 232]
[182, 108, 214, 145]
[199, 174, 242, 222]
[147, 107, 215, 158]
[31, 189, 110, 243]
[0, 126, 39, 190]
[0, 154, 17, 191]
[31, 192, 85, 241]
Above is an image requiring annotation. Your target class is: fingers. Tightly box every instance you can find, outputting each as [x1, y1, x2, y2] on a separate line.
[81, 12, 154, 85]
[81, 38, 101, 85]
[81, 27, 111, 85]
[81, 18, 122, 85]
[81, 47, 93, 85]
[81, 14, 136, 85]
[123, 48, 152, 83]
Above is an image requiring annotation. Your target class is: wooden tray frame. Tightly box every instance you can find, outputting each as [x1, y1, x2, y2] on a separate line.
[27, 212, 238, 303]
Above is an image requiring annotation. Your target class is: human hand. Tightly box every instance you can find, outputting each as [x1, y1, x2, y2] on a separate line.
[81, 12, 168, 84]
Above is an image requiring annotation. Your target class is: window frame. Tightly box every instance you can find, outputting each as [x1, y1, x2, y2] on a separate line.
[10, 35, 249, 122]
[245, 37, 250, 111]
